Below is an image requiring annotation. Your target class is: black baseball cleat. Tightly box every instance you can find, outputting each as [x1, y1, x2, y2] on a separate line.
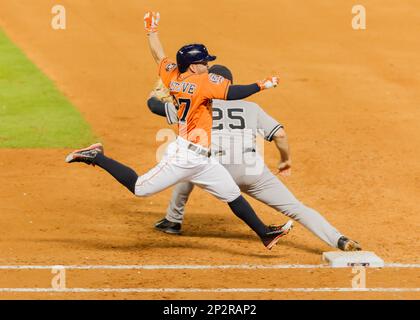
[65, 143, 104, 166]
[154, 218, 182, 235]
[261, 220, 293, 250]
[337, 236, 362, 251]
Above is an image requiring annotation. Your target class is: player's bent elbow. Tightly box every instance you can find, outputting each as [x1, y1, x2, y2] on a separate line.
[147, 97, 166, 117]
[147, 98, 155, 112]
[273, 128, 287, 140]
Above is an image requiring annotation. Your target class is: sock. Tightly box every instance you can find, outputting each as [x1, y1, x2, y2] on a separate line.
[228, 195, 268, 237]
[94, 153, 138, 194]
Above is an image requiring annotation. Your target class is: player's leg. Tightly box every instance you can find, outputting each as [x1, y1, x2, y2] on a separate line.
[65, 142, 189, 197]
[65, 143, 139, 193]
[190, 160, 293, 249]
[154, 181, 195, 234]
[165, 182, 194, 223]
[245, 165, 350, 249]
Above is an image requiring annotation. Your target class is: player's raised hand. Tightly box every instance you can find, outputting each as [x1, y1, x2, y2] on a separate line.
[144, 11, 160, 33]
[257, 76, 279, 90]
[277, 160, 291, 177]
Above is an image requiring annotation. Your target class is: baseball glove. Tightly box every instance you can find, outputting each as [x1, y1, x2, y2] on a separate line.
[150, 79, 174, 103]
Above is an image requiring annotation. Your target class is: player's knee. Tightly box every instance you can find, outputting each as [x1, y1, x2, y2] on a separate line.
[220, 186, 241, 203]
[134, 184, 152, 197]
[134, 188, 146, 197]
[226, 192, 241, 203]
[281, 202, 305, 219]
[134, 179, 153, 197]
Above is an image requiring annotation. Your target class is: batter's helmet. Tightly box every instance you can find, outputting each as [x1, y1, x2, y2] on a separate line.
[176, 44, 216, 73]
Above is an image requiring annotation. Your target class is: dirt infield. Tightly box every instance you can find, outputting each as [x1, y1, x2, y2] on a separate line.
[0, 0, 419, 299]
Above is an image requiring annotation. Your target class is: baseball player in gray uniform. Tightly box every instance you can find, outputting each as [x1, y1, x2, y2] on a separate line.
[147, 65, 361, 251]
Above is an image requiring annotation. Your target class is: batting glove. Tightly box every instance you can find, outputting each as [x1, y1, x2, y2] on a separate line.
[144, 11, 160, 33]
[257, 76, 279, 90]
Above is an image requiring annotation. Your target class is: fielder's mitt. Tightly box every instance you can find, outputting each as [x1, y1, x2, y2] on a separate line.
[150, 79, 173, 103]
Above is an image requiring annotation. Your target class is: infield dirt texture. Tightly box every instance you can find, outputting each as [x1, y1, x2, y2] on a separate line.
[0, 0, 419, 299]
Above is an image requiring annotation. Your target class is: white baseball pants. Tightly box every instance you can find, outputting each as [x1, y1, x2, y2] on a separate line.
[134, 137, 241, 203]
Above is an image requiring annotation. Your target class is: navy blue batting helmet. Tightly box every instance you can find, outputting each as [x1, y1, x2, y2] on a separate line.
[176, 44, 216, 73]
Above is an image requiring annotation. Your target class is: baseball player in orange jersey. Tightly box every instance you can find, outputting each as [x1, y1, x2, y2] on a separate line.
[65, 11, 293, 250]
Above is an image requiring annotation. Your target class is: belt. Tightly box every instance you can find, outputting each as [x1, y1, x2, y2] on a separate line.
[186, 142, 256, 158]
[187, 143, 211, 157]
[213, 148, 256, 156]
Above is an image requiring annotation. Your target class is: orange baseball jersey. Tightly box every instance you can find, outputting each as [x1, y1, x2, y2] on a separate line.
[159, 57, 231, 148]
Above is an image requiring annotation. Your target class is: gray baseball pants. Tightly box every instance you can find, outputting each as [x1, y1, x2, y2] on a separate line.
[165, 162, 343, 248]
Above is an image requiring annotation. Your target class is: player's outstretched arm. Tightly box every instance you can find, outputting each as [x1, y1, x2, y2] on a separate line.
[144, 11, 165, 64]
[226, 76, 279, 100]
[272, 128, 292, 177]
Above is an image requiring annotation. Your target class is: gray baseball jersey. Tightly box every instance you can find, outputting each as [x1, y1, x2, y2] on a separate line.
[164, 99, 343, 248]
[166, 99, 283, 183]
[166, 99, 282, 147]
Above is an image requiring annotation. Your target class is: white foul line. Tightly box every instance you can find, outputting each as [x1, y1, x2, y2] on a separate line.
[0, 264, 324, 270]
[385, 263, 420, 268]
[0, 263, 419, 270]
[0, 287, 419, 293]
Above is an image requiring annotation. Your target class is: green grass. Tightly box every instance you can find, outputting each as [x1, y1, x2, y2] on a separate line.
[0, 29, 95, 148]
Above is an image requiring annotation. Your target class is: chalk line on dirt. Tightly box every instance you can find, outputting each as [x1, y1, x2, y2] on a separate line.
[0, 263, 419, 270]
[0, 287, 419, 293]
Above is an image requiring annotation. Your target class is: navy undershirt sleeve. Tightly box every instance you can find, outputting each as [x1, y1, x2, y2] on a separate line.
[226, 84, 260, 100]
[147, 97, 167, 117]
